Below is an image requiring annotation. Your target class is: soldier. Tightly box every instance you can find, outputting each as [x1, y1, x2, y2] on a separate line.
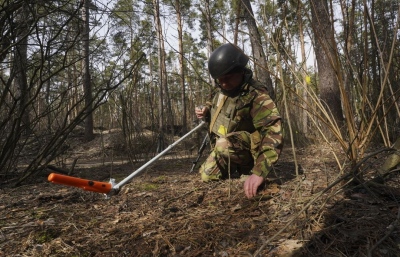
[195, 43, 283, 199]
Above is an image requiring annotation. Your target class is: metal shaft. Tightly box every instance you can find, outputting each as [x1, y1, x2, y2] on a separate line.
[113, 121, 205, 191]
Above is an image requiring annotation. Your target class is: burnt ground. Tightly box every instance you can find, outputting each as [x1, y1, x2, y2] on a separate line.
[1, 131, 400, 257]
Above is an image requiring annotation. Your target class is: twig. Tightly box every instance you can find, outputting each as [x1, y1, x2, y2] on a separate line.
[68, 158, 79, 175]
[367, 206, 400, 256]
[253, 148, 391, 256]
[47, 164, 70, 175]
[253, 175, 344, 256]
[163, 189, 196, 208]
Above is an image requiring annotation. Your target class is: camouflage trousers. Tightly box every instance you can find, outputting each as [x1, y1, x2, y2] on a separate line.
[199, 131, 254, 181]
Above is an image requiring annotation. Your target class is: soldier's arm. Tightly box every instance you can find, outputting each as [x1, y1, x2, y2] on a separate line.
[250, 91, 283, 178]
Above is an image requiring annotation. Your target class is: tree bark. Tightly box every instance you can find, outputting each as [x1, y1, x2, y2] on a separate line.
[82, 0, 94, 141]
[154, 0, 175, 150]
[310, 0, 344, 128]
[297, 1, 308, 134]
[204, 0, 216, 88]
[14, 3, 31, 135]
[175, 0, 187, 133]
[153, 0, 164, 136]
[241, 0, 275, 100]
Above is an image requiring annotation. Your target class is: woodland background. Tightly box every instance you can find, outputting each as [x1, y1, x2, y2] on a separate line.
[1, 1, 400, 256]
[1, 0, 400, 219]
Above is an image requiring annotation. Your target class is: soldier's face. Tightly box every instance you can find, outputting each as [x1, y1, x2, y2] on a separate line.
[217, 72, 244, 91]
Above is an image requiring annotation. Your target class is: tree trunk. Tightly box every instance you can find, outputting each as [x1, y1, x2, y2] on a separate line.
[241, 0, 275, 100]
[148, 49, 156, 127]
[204, 0, 215, 88]
[14, 3, 31, 135]
[175, 0, 187, 133]
[298, 1, 308, 134]
[233, 1, 241, 45]
[310, 0, 344, 128]
[154, 0, 164, 128]
[82, 0, 94, 141]
[154, 0, 174, 152]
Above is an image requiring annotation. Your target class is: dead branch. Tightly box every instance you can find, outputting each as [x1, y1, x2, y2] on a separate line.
[368, 206, 400, 256]
[253, 147, 395, 257]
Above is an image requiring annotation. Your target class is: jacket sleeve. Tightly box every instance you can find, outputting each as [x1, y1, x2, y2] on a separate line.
[249, 90, 283, 178]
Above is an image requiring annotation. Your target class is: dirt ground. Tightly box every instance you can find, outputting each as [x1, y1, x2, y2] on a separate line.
[1, 131, 400, 257]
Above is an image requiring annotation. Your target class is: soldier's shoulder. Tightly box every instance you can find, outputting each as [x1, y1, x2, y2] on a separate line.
[249, 79, 269, 94]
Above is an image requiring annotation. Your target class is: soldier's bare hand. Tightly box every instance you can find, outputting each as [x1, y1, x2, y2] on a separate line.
[195, 106, 208, 119]
[244, 174, 264, 198]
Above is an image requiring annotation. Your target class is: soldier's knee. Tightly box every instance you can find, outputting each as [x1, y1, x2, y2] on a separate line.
[201, 171, 222, 182]
[199, 150, 223, 182]
[215, 137, 228, 148]
[214, 138, 230, 157]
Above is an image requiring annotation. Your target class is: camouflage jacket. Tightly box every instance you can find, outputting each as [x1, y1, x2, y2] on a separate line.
[207, 78, 283, 177]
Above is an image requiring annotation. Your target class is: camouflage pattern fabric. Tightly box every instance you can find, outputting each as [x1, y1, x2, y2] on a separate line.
[200, 78, 283, 181]
[199, 131, 254, 181]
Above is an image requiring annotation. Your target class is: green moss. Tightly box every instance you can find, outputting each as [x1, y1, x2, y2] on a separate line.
[35, 230, 55, 244]
[153, 175, 167, 182]
[138, 183, 158, 191]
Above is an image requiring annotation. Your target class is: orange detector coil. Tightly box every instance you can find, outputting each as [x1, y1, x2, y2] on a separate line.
[48, 173, 112, 194]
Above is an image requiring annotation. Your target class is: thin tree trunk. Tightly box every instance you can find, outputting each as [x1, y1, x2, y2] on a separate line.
[204, 0, 215, 88]
[241, 0, 275, 100]
[233, 1, 241, 45]
[153, 0, 164, 133]
[82, 0, 94, 141]
[311, 0, 359, 164]
[297, 1, 308, 134]
[14, 3, 31, 135]
[148, 49, 156, 128]
[153, 0, 172, 151]
[175, 0, 187, 133]
[310, 0, 344, 128]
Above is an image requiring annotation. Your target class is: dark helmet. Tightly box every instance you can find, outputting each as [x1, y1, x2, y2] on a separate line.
[208, 43, 249, 79]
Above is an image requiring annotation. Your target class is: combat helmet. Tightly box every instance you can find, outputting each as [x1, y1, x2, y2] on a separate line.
[208, 43, 249, 79]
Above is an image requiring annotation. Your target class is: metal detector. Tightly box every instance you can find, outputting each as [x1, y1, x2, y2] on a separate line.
[48, 121, 206, 198]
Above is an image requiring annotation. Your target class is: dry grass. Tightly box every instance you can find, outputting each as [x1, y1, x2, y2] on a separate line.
[1, 136, 400, 257]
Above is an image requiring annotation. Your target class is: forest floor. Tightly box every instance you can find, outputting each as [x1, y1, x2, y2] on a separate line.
[1, 129, 400, 257]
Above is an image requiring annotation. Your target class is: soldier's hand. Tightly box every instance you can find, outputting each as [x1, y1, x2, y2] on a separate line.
[195, 106, 208, 119]
[244, 174, 264, 198]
